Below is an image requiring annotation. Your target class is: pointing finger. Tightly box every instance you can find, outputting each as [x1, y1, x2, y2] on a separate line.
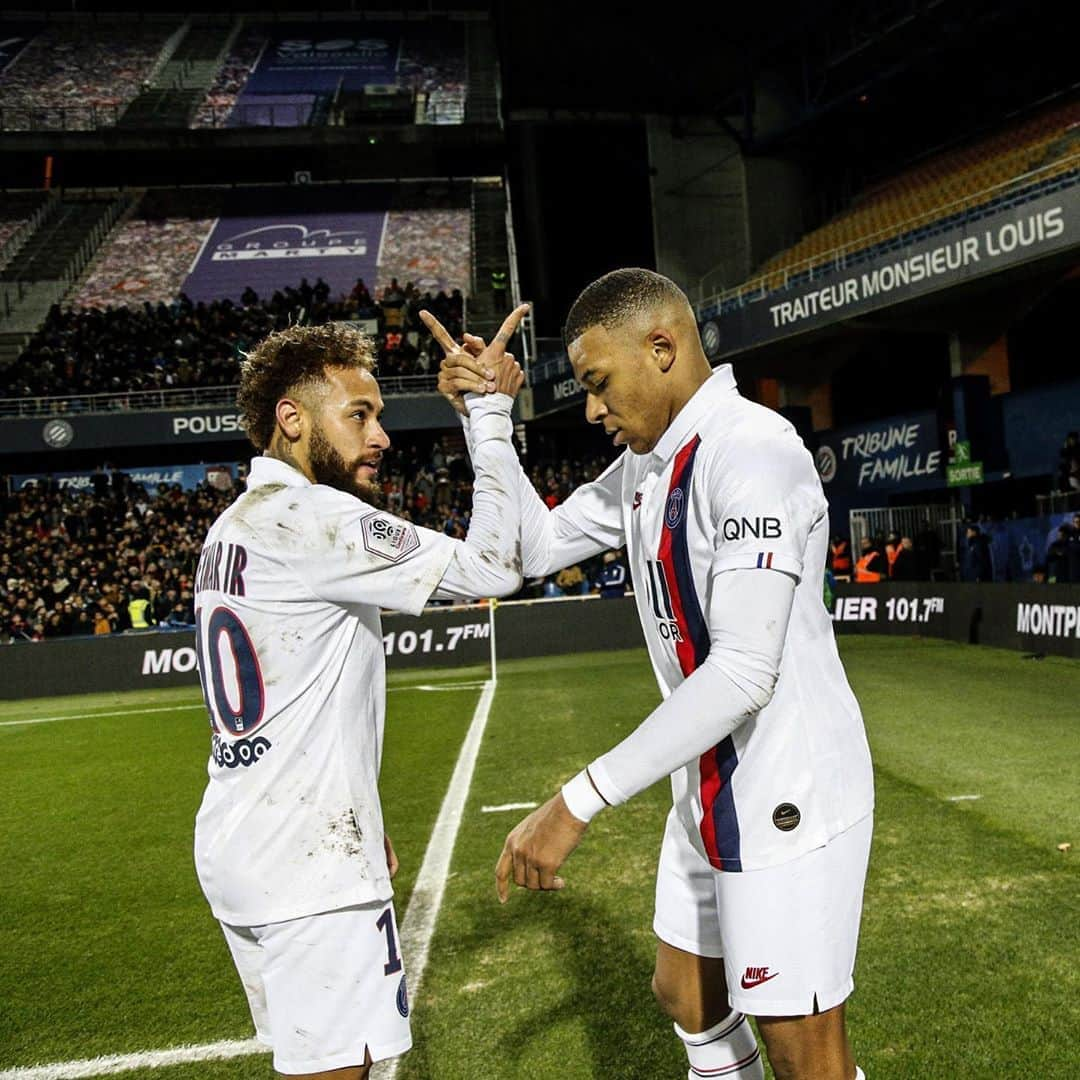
[419, 309, 460, 355]
[487, 304, 530, 357]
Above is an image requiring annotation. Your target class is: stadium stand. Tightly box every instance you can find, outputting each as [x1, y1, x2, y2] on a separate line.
[72, 189, 224, 308]
[73, 218, 217, 309]
[0, 21, 182, 130]
[710, 99, 1080, 308]
[378, 209, 472, 298]
[0, 438, 615, 643]
[0, 192, 49, 266]
[0, 180, 476, 403]
[117, 20, 240, 130]
[190, 27, 266, 129]
[0, 278, 464, 400]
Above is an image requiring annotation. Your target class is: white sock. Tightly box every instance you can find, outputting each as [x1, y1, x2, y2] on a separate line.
[855, 1069, 865, 1080]
[674, 1010, 764, 1078]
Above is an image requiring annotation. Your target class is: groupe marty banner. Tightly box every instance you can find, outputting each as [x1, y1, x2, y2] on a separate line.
[182, 212, 385, 305]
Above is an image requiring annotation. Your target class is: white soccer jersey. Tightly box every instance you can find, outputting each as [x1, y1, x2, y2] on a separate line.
[192, 455, 458, 924]
[500, 365, 874, 871]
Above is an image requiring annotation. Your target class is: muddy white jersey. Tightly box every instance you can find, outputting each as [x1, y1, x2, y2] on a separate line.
[516, 365, 874, 870]
[192, 455, 457, 925]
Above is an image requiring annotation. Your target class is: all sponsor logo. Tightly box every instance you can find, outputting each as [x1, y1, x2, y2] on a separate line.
[644, 559, 683, 643]
[362, 515, 421, 563]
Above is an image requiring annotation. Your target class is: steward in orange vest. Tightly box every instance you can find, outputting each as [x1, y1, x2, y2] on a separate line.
[830, 537, 853, 578]
[854, 539, 884, 582]
[885, 534, 900, 578]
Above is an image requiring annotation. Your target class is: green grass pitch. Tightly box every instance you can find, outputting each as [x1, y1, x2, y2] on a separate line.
[1, 638, 1078, 1079]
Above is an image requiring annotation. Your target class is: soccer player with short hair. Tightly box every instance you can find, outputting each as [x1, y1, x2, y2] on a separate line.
[193, 309, 527, 1079]
[430, 272, 874, 1080]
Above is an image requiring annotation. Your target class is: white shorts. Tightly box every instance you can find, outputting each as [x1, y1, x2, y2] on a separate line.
[221, 902, 412, 1075]
[653, 809, 872, 1017]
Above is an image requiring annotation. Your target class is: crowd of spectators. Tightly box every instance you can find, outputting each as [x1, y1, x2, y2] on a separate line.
[0, 468, 229, 644]
[0, 215, 28, 253]
[380, 209, 471, 298]
[73, 217, 216, 308]
[0, 23, 176, 130]
[837, 531, 941, 583]
[191, 28, 267, 128]
[4, 277, 465, 400]
[0, 435, 621, 644]
[1039, 514, 1080, 583]
[832, 513, 1080, 585]
[397, 31, 467, 97]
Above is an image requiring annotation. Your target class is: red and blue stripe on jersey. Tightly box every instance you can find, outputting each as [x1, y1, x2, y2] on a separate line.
[657, 435, 742, 872]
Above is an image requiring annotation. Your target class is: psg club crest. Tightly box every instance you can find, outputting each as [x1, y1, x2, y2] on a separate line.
[665, 488, 685, 530]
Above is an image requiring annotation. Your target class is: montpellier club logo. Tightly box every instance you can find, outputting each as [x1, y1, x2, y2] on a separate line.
[815, 445, 838, 484]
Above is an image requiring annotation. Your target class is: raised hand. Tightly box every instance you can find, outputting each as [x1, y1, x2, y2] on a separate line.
[420, 305, 528, 416]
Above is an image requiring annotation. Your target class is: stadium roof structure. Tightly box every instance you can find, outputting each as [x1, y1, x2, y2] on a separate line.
[494, 0, 1076, 173]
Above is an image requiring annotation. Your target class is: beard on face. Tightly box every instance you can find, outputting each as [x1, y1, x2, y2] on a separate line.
[307, 421, 384, 505]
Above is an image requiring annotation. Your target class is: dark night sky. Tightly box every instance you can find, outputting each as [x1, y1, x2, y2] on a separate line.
[505, 122, 656, 337]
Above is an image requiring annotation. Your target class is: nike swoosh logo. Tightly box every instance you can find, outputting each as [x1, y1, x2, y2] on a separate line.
[740, 971, 780, 990]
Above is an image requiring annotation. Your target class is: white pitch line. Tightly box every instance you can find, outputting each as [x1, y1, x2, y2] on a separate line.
[0, 1037, 265, 1080]
[481, 801, 538, 813]
[0, 704, 206, 729]
[947, 794, 983, 802]
[373, 679, 497, 1080]
[387, 681, 489, 694]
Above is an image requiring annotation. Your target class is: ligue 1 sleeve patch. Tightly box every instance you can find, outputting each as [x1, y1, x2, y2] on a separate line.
[361, 515, 421, 563]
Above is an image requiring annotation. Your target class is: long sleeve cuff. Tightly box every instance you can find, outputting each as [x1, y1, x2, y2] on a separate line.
[561, 767, 611, 823]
